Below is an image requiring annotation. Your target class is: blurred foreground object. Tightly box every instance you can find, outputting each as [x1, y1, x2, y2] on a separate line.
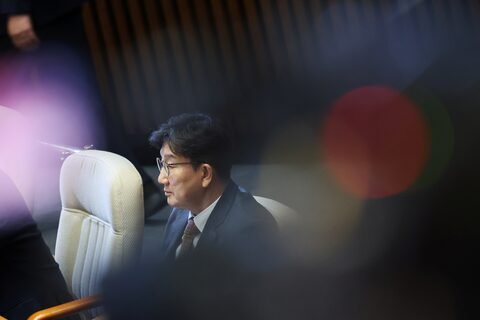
[0, 170, 78, 319]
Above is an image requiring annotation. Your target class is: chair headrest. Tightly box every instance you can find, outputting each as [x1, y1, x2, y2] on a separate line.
[60, 150, 143, 231]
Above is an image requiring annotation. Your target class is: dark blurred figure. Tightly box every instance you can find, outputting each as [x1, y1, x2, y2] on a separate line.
[0, 0, 165, 217]
[0, 1, 83, 52]
[0, 1, 101, 146]
[0, 170, 79, 320]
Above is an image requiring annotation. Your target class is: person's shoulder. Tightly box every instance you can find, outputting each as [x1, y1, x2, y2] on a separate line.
[232, 188, 277, 225]
[236, 187, 269, 212]
[233, 184, 256, 204]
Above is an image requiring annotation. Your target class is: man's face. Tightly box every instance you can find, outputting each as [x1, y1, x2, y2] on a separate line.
[158, 143, 204, 211]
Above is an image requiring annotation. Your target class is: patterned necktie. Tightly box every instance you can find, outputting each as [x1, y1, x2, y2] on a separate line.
[177, 217, 200, 258]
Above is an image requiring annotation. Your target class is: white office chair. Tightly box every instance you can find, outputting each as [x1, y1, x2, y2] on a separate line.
[254, 195, 297, 230]
[254, 195, 301, 261]
[28, 150, 144, 320]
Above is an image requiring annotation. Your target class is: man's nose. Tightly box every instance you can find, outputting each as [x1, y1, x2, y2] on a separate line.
[157, 169, 168, 185]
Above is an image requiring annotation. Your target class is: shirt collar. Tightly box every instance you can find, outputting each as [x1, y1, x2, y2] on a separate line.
[188, 195, 222, 233]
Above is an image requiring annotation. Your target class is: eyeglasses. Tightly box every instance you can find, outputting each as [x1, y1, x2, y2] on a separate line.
[156, 157, 193, 176]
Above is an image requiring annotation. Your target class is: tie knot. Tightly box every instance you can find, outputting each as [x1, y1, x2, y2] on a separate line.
[183, 217, 200, 238]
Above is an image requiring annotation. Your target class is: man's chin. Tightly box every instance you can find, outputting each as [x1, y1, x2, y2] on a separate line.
[166, 197, 177, 207]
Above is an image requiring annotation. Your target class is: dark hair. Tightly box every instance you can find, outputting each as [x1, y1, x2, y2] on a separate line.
[149, 113, 232, 180]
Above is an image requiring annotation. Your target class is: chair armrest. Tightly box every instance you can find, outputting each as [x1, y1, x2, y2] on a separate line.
[27, 295, 102, 320]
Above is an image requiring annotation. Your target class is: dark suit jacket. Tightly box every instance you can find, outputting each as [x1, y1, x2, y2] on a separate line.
[102, 181, 282, 320]
[160, 180, 281, 271]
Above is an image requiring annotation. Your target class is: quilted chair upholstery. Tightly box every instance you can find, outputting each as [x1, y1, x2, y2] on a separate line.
[29, 150, 144, 320]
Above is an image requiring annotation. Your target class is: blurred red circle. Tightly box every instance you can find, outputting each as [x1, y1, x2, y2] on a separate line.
[321, 86, 429, 198]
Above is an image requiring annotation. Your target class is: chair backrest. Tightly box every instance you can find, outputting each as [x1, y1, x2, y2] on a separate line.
[54, 150, 144, 300]
[254, 196, 297, 230]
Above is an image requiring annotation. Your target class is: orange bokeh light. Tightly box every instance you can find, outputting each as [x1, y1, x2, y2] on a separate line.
[321, 85, 429, 198]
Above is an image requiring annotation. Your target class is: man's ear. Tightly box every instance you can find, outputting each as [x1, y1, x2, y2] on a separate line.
[201, 164, 213, 187]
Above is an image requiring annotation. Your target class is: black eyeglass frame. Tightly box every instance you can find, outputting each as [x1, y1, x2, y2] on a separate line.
[156, 157, 193, 176]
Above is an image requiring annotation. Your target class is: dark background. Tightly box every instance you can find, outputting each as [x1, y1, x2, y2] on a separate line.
[82, 0, 480, 164]
[84, 4, 480, 317]
[1, 0, 477, 318]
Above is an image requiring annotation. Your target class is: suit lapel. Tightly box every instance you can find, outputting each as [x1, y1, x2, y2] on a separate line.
[164, 210, 188, 259]
[196, 180, 238, 248]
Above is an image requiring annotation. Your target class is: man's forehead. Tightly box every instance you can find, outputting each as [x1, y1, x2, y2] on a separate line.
[160, 144, 174, 157]
[160, 144, 181, 159]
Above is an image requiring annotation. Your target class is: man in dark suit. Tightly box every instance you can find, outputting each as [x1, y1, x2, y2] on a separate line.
[149, 113, 280, 270]
[102, 113, 281, 320]
[0, 170, 78, 320]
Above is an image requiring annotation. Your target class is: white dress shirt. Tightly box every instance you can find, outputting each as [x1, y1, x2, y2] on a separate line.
[175, 195, 221, 257]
